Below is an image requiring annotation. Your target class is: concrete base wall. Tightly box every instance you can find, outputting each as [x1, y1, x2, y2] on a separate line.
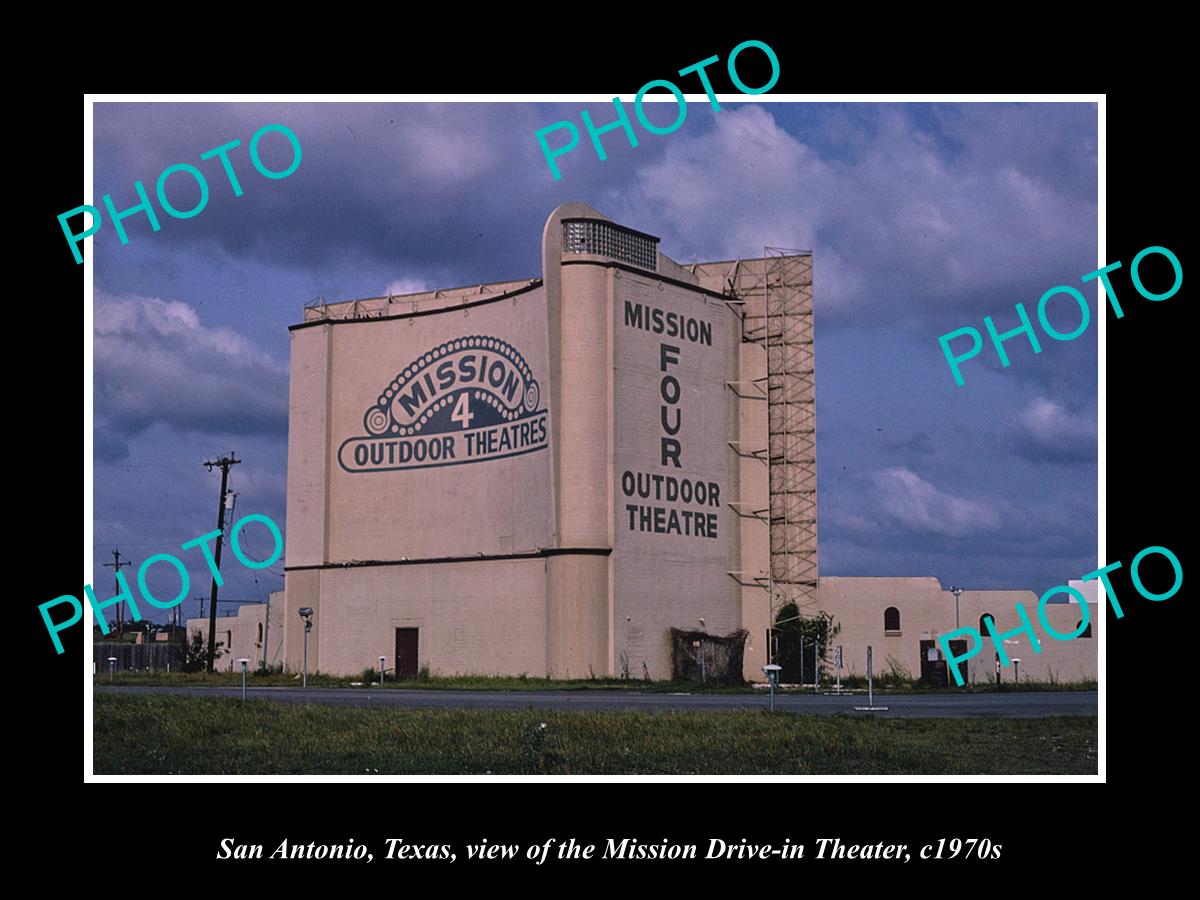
[284, 559, 549, 677]
[814, 577, 1097, 686]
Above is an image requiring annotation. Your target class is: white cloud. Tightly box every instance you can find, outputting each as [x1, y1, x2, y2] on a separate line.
[95, 292, 288, 449]
[609, 103, 1096, 322]
[1014, 397, 1096, 461]
[870, 467, 1002, 537]
[384, 277, 429, 297]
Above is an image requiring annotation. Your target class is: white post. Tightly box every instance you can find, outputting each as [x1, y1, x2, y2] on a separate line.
[379, 656, 386, 685]
[867, 645, 873, 708]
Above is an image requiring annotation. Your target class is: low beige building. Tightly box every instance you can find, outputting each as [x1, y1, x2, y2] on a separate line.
[278, 203, 1097, 686]
[815, 577, 1097, 686]
[187, 592, 284, 672]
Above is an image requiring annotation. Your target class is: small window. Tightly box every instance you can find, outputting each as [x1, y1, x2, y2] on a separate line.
[1077, 620, 1092, 638]
[226, 630, 232, 651]
[884, 607, 901, 633]
[256, 623, 264, 645]
[980, 614, 994, 635]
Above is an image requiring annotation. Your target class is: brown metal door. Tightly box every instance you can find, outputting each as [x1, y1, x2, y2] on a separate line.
[920, 639, 952, 686]
[921, 639, 970, 685]
[395, 628, 419, 678]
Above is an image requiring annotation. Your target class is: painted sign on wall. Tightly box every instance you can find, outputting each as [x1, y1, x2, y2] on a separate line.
[339, 335, 548, 472]
[618, 298, 724, 540]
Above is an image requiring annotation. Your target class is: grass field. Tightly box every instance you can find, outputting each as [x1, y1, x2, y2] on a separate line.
[95, 670, 1096, 694]
[93, 694, 1097, 775]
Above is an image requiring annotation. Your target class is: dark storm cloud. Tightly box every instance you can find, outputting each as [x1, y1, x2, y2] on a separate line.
[95, 291, 288, 441]
[92, 100, 1097, 330]
[607, 103, 1097, 329]
[93, 102, 673, 284]
[820, 463, 1096, 594]
[94, 425, 130, 463]
[881, 430, 937, 460]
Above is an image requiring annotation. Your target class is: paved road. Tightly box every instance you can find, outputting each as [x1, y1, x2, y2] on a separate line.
[95, 685, 1096, 718]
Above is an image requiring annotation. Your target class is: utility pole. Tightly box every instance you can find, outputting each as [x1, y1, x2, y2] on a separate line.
[103, 549, 132, 637]
[202, 453, 240, 672]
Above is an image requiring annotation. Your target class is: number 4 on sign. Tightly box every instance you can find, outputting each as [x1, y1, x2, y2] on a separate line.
[451, 393, 474, 429]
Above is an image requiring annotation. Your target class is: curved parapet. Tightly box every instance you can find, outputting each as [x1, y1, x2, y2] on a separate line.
[541, 203, 612, 676]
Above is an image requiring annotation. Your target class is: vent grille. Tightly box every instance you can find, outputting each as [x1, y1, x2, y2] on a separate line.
[562, 219, 658, 270]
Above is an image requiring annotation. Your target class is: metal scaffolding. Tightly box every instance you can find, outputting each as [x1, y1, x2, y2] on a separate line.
[698, 252, 817, 624]
[761, 249, 817, 619]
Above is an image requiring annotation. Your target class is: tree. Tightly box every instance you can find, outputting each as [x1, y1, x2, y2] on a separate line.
[181, 632, 224, 673]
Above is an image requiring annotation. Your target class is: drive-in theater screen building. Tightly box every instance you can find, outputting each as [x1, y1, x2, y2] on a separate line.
[279, 202, 1097, 685]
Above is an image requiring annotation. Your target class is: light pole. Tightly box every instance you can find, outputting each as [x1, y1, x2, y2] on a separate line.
[950, 586, 962, 629]
[298, 607, 313, 688]
[762, 664, 781, 712]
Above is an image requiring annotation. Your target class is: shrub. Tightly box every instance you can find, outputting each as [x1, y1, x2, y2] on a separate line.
[879, 655, 914, 687]
[180, 633, 224, 673]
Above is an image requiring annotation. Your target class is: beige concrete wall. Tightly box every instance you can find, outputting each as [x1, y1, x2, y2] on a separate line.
[284, 269, 558, 676]
[545, 554, 607, 678]
[322, 288, 553, 563]
[187, 594, 283, 672]
[957, 581, 1098, 685]
[282, 569, 319, 674]
[556, 259, 611, 548]
[611, 267, 743, 679]
[541, 203, 612, 677]
[816, 576, 1097, 686]
[263, 591, 286, 666]
[286, 326, 331, 567]
[300, 559, 546, 676]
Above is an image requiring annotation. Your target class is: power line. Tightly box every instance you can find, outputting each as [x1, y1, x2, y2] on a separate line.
[228, 503, 286, 576]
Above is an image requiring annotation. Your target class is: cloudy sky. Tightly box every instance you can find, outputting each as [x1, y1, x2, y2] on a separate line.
[90, 100, 1097, 619]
